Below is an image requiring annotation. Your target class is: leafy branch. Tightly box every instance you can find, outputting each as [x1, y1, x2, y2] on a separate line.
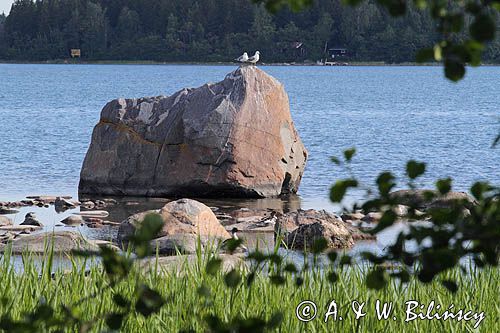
[253, 0, 499, 81]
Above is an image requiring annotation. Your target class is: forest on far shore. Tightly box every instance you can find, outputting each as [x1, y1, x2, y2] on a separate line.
[0, 0, 499, 63]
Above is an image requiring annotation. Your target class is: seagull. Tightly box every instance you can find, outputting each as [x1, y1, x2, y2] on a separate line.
[247, 51, 260, 65]
[235, 52, 249, 63]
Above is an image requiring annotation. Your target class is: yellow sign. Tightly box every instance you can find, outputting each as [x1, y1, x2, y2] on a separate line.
[70, 49, 81, 58]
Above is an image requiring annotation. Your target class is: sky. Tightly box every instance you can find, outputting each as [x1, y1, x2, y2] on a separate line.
[1, 0, 13, 15]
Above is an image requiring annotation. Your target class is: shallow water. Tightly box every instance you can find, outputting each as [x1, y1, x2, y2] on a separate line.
[1, 64, 499, 263]
[0, 64, 498, 204]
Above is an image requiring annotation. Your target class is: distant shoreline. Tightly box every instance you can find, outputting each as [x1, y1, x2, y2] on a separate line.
[1, 59, 499, 67]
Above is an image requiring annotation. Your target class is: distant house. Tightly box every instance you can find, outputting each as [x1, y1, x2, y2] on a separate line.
[329, 48, 347, 59]
[322, 47, 348, 65]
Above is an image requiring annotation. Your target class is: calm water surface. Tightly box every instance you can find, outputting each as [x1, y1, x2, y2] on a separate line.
[0, 64, 498, 206]
[1, 64, 498, 266]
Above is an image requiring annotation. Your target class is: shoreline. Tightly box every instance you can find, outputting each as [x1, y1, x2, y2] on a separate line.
[1, 59, 500, 67]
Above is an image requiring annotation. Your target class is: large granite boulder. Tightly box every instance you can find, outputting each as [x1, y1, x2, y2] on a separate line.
[274, 210, 355, 250]
[79, 66, 307, 198]
[118, 198, 231, 254]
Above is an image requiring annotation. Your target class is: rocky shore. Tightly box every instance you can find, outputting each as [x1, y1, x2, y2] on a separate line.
[0, 189, 477, 258]
[0, 67, 479, 261]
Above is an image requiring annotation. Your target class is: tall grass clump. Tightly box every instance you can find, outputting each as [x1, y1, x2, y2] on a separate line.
[0, 247, 497, 332]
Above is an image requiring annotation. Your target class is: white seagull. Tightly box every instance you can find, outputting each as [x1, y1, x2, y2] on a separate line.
[235, 52, 249, 63]
[247, 51, 260, 65]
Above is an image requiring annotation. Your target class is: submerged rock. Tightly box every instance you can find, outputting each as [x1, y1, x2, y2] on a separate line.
[118, 198, 230, 255]
[79, 66, 307, 198]
[0, 231, 99, 254]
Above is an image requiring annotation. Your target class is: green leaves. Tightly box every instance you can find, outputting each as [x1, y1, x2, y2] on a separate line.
[406, 160, 426, 179]
[222, 238, 243, 254]
[377, 0, 406, 16]
[470, 14, 496, 42]
[106, 313, 125, 330]
[371, 210, 397, 233]
[415, 47, 434, 63]
[330, 179, 358, 202]
[252, 0, 314, 13]
[129, 213, 164, 258]
[343, 148, 356, 162]
[376, 172, 395, 196]
[441, 280, 458, 293]
[100, 246, 132, 281]
[135, 285, 165, 317]
[436, 178, 452, 194]
[224, 269, 242, 288]
[366, 267, 387, 290]
[470, 181, 492, 200]
[206, 258, 223, 275]
[444, 58, 466, 82]
[311, 237, 328, 254]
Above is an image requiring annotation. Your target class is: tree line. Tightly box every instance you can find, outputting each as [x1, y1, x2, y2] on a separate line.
[0, 0, 498, 63]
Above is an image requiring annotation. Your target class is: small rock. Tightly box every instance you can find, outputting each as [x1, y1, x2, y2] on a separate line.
[27, 195, 72, 203]
[215, 214, 233, 220]
[0, 225, 42, 232]
[275, 210, 354, 250]
[343, 221, 376, 241]
[361, 212, 383, 223]
[341, 212, 365, 222]
[20, 212, 43, 227]
[55, 197, 78, 212]
[103, 198, 117, 205]
[0, 216, 13, 227]
[0, 232, 16, 243]
[95, 200, 106, 207]
[75, 210, 109, 218]
[84, 217, 104, 223]
[393, 205, 409, 217]
[102, 220, 120, 226]
[87, 221, 104, 229]
[125, 201, 139, 206]
[81, 201, 95, 209]
[0, 207, 19, 215]
[61, 215, 84, 226]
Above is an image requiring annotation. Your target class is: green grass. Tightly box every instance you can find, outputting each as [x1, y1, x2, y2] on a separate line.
[0, 250, 498, 332]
